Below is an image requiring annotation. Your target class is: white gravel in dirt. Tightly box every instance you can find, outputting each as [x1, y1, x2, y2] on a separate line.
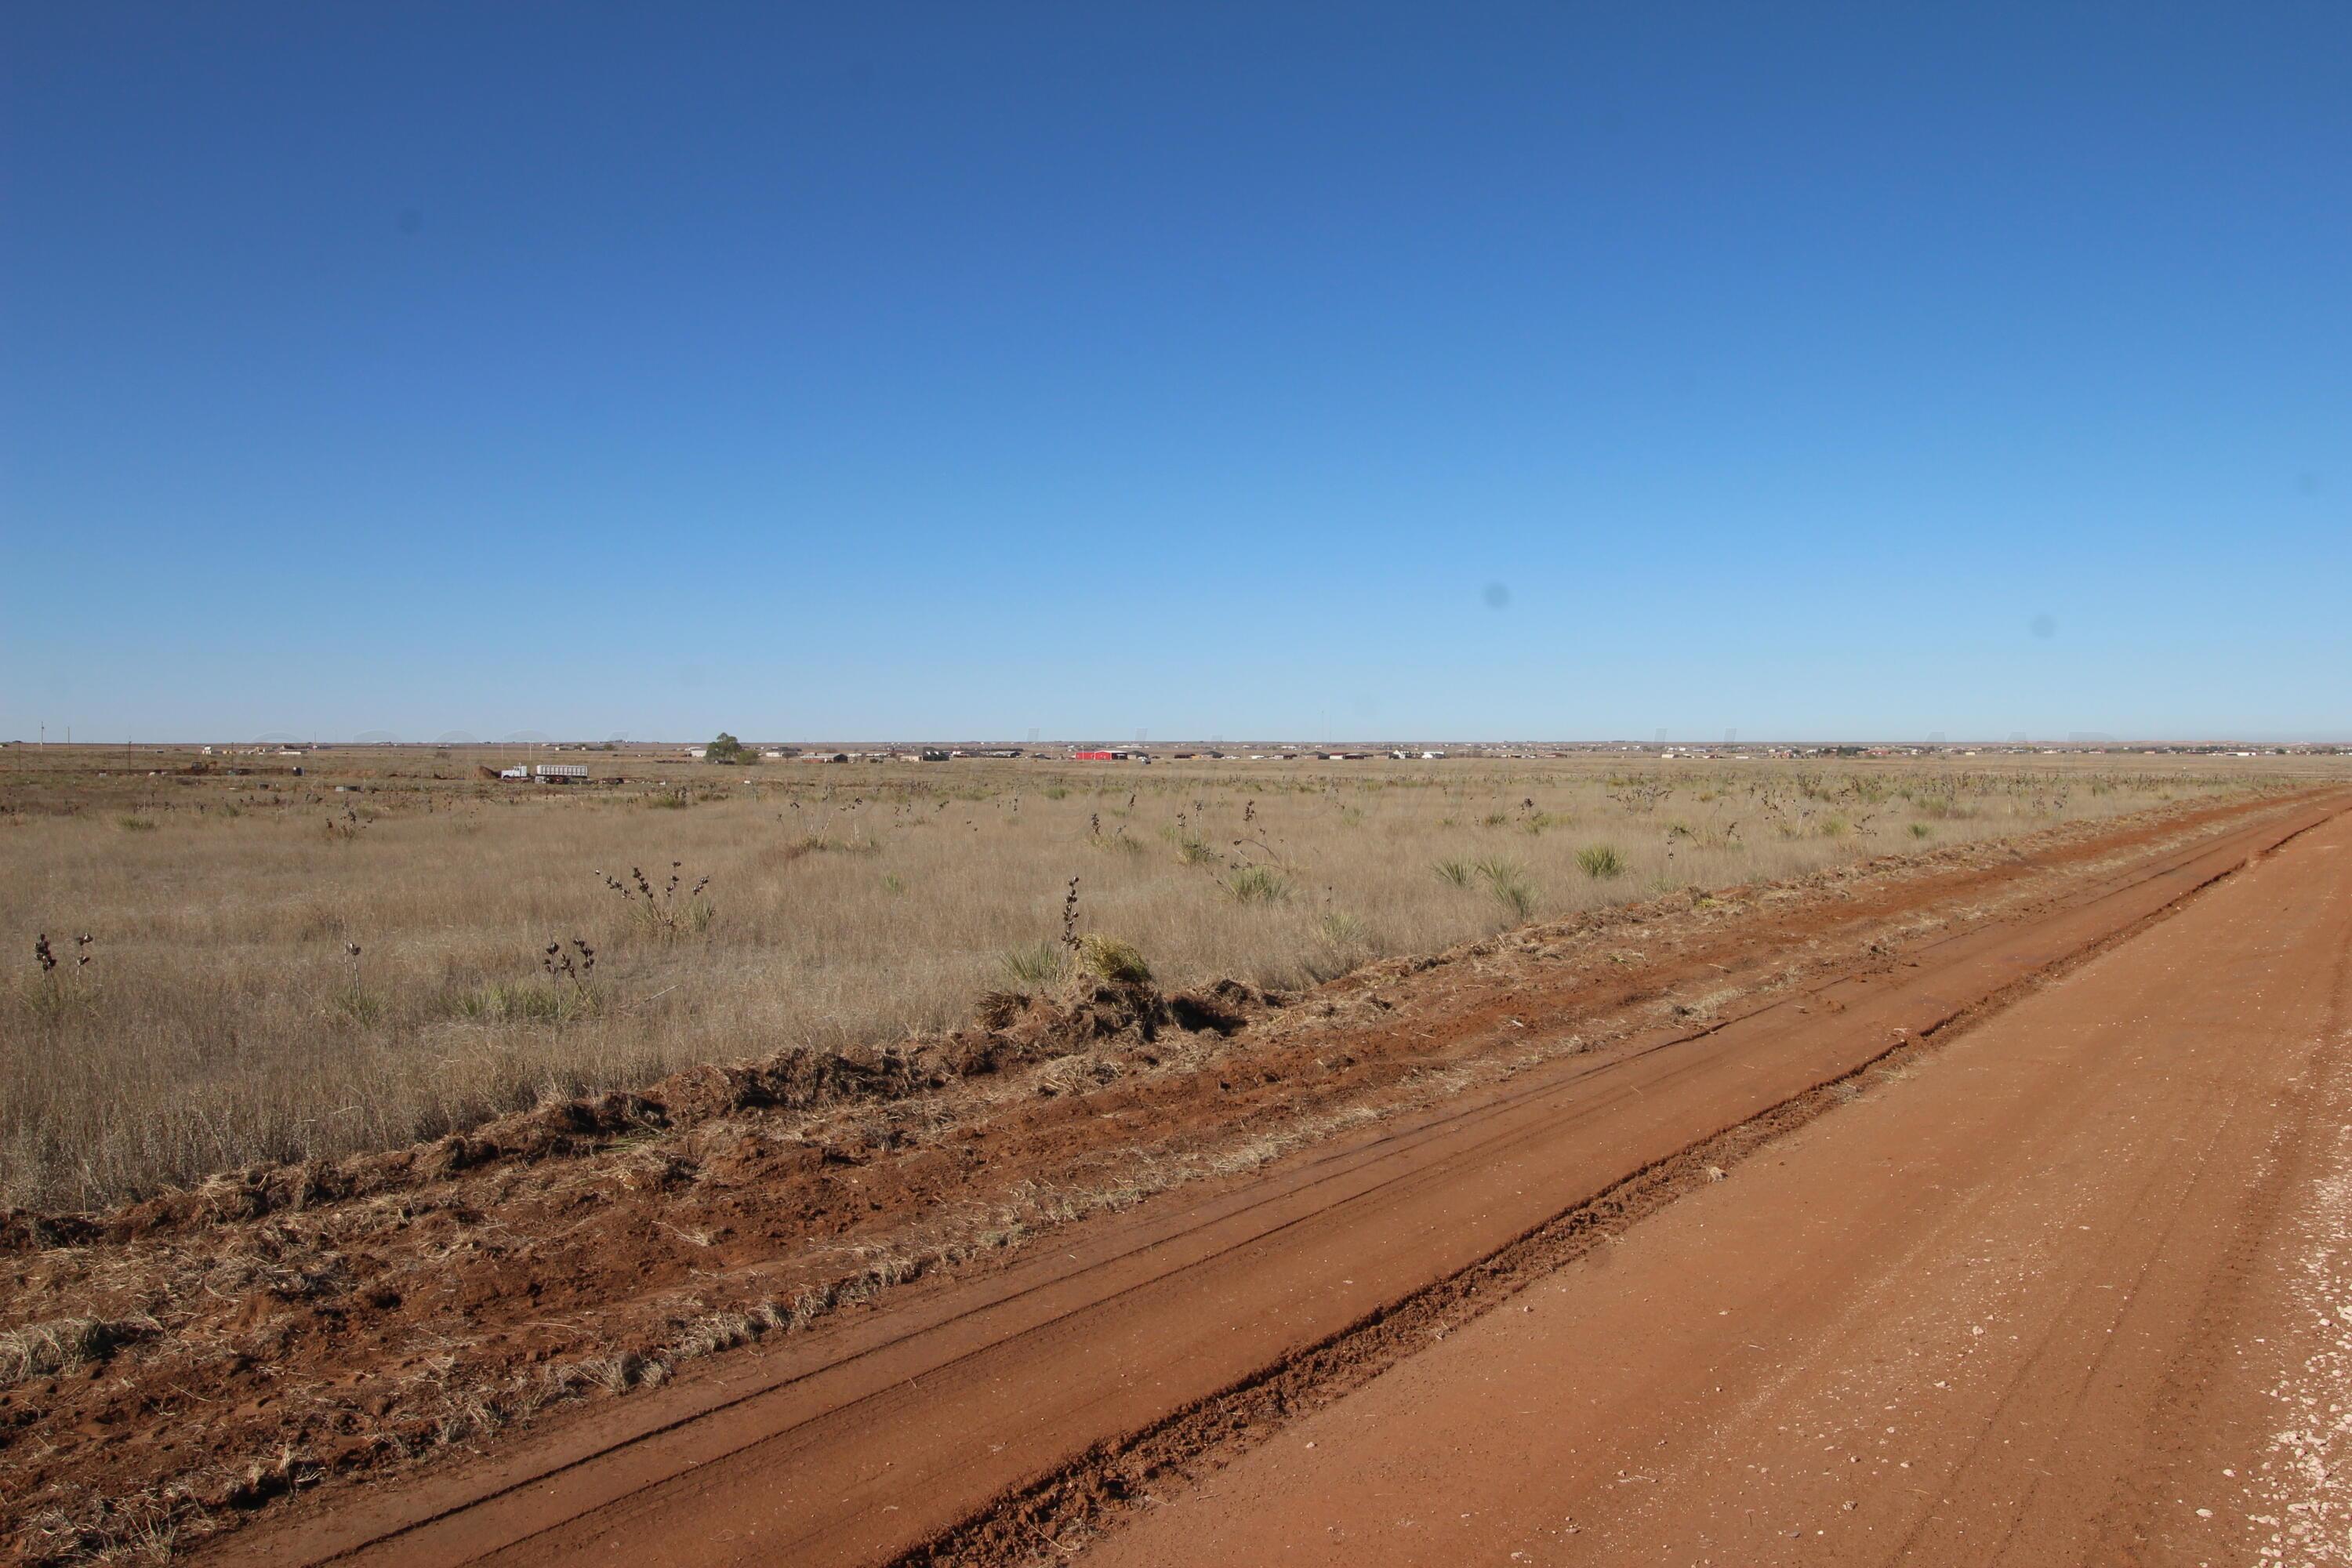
[2245, 1027, 2352, 1566]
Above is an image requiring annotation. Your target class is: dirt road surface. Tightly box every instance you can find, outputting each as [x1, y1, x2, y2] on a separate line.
[1088, 805, 2352, 1566]
[213, 793, 2352, 1568]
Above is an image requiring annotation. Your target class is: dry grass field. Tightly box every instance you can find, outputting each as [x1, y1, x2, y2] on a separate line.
[0, 746, 2325, 1212]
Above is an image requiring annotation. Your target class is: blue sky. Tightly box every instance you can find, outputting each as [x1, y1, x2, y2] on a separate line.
[3, 3, 2345, 742]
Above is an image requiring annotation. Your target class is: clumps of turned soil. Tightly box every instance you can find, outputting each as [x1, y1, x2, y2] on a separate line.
[0, 964, 1276, 1251]
[0, 964, 1287, 1566]
[0, 1315, 159, 1388]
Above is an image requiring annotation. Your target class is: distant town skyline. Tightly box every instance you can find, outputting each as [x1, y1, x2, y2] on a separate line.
[8, 731, 2343, 751]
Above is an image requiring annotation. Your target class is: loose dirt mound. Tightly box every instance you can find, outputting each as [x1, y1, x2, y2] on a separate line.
[2, 978, 1270, 1255]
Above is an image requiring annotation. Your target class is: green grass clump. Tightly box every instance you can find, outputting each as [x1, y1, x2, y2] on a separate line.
[336, 988, 387, 1025]
[1073, 933, 1152, 985]
[1316, 910, 1371, 948]
[1166, 829, 1218, 866]
[452, 981, 601, 1025]
[999, 940, 1065, 985]
[1474, 856, 1538, 920]
[1575, 844, 1625, 880]
[1223, 866, 1294, 904]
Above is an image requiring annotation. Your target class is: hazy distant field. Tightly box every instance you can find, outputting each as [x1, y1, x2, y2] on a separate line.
[0, 746, 2326, 1210]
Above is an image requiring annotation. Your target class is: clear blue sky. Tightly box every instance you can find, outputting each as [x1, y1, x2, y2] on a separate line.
[4, 3, 2345, 742]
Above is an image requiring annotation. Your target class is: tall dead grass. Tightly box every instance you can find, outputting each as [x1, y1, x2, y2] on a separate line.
[0, 753, 2310, 1209]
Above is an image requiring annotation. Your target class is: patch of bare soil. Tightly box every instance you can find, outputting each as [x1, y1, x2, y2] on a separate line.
[0, 791, 2325, 1564]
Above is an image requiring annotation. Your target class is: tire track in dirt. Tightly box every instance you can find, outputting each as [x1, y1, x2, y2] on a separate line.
[1082, 799, 2352, 1568]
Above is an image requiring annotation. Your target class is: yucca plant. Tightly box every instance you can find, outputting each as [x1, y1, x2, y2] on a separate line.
[1475, 857, 1538, 920]
[1000, 939, 1065, 985]
[1575, 844, 1626, 880]
[1222, 866, 1293, 904]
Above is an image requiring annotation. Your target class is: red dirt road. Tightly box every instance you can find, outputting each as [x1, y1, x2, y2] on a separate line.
[215, 793, 2352, 1568]
[1090, 804, 2352, 1566]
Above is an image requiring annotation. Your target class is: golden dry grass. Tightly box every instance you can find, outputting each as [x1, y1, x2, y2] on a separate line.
[0, 746, 2327, 1210]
